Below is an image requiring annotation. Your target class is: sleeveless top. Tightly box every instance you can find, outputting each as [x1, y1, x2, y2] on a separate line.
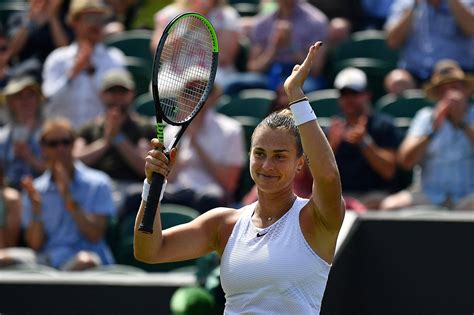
[220, 197, 331, 314]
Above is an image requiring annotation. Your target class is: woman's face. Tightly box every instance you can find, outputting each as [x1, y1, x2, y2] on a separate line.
[250, 126, 303, 194]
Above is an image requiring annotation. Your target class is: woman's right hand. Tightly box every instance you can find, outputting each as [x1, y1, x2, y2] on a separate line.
[144, 139, 177, 183]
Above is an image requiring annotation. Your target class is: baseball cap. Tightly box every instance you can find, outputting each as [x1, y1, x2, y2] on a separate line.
[67, 0, 110, 23]
[101, 68, 135, 91]
[334, 67, 367, 92]
[3, 75, 43, 97]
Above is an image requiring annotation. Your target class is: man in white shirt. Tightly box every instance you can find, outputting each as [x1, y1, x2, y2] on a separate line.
[42, 0, 126, 130]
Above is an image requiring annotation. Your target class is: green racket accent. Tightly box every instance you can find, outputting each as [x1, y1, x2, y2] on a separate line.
[156, 122, 165, 143]
[171, 13, 219, 53]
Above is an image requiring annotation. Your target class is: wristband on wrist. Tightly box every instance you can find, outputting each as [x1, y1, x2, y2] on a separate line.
[288, 97, 309, 106]
[142, 178, 167, 202]
[290, 100, 317, 126]
[112, 133, 126, 146]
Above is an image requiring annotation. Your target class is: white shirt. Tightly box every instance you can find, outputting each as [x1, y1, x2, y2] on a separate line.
[42, 42, 126, 130]
[164, 110, 246, 197]
[221, 198, 331, 314]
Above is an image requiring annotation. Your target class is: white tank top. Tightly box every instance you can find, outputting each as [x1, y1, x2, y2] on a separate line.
[220, 197, 331, 315]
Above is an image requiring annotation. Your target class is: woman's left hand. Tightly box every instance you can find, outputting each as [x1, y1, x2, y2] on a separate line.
[283, 41, 323, 102]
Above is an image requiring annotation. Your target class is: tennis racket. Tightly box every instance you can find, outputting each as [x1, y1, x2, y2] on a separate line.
[138, 12, 219, 234]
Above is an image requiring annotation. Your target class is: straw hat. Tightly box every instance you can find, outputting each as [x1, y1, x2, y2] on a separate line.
[67, 0, 110, 24]
[2, 75, 44, 104]
[424, 59, 474, 100]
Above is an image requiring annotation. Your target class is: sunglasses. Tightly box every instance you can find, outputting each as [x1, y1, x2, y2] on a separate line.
[339, 88, 364, 96]
[42, 138, 73, 148]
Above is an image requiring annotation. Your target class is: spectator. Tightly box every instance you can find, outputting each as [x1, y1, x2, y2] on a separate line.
[0, 32, 12, 90]
[328, 67, 401, 209]
[243, 0, 329, 92]
[0, 165, 21, 249]
[0, 76, 46, 190]
[384, 68, 416, 96]
[42, 0, 126, 130]
[0, 118, 117, 270]
[381, 59, 474, 210]
[385, 0, 474, 84]
[162, 82, 246, 213]
[105, 0, 141, 30]
[73, 68, 154, 207]
[360, 0, 394, 29]
[151, 0, 242, 92]
[5, 0, 72, 81]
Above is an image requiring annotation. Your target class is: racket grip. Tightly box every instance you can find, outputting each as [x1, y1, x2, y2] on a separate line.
[138, 172, 166, 234]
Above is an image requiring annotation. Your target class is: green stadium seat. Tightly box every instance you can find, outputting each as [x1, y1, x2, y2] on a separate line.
[375, 89, 434, 133]
[0, 1, 27, 29]
[307, 89, 341, 128]
[216, 88, 275, 120]
[332, 30, 399, 69]
[105, 29, 153, 66]
[133, 92, 155, 117]
[125, 57, 152, 97]
[231, 115, 259, 151]
[113, 203, 201, 272]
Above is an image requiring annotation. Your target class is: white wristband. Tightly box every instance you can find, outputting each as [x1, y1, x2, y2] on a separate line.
[290, 100, 317, 126]
[141, 178, 167, 202]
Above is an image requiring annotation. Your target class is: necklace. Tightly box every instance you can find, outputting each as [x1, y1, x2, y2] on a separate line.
[256, 195, 296, 223]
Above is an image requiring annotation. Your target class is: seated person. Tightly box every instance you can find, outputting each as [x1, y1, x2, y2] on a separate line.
[73, 69, 154, 209]
[237, 0, 329, 93]
[381, 60, 474, 210]
[385, 0, 474, 84]
[0, 75, 46, 190]
[162, 83, 246, 213]
[384, 68, 416, 97]
[0, 118, 117, 270]
[328, 67, 402, 209]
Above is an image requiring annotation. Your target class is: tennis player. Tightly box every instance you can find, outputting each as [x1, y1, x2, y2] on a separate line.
[134, 41, 345, 314]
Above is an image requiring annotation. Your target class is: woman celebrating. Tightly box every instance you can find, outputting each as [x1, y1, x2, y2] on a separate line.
[134, 42, 345, 314]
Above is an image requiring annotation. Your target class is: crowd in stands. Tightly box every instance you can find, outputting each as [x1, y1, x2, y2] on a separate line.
[0, 0, 472, 279]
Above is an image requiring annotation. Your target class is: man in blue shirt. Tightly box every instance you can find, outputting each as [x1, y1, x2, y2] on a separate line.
[385, 0, 474, 83]
[381, 59, 474, 210]
[0, 117, 117, 270]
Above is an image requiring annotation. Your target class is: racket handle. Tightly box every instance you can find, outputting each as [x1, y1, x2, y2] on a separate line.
[138, 172, 166, 234]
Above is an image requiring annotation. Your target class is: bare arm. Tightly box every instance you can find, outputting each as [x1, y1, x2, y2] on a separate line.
[398, 135, 431, 170]
[133, 140, 227, 263]
[385, 5, 416, 49]
[284, 43, 345, 231]
[448, 0, 474, 36]
[360, 145, 397, 180]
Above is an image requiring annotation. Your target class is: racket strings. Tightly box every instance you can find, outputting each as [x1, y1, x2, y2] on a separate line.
[158, 16, 213, 124]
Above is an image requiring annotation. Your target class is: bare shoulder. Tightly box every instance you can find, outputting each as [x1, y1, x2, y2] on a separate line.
[200, 206, 242, 255]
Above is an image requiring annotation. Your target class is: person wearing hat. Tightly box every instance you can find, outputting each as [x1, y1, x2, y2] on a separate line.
[328, 67, 402, 209]
[381, 59, 474, 210]
[0, 75, 46, 190]
[42, 0, 126, 130]
[73, 68, 154, 209]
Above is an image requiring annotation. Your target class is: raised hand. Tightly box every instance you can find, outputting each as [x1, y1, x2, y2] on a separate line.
[283, 42, 323, 101]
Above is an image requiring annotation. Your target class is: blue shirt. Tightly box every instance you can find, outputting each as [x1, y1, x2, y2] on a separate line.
[0, 123, 43, 189]
[385, 0, 474, 80]
[22, 161, 117, 268]
[407, 105, 474, 205]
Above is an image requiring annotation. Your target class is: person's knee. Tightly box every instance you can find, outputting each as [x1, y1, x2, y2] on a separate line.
[65, 251, 102, 271]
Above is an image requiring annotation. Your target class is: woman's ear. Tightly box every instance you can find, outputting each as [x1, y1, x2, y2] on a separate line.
[296, 156, 305, 172]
